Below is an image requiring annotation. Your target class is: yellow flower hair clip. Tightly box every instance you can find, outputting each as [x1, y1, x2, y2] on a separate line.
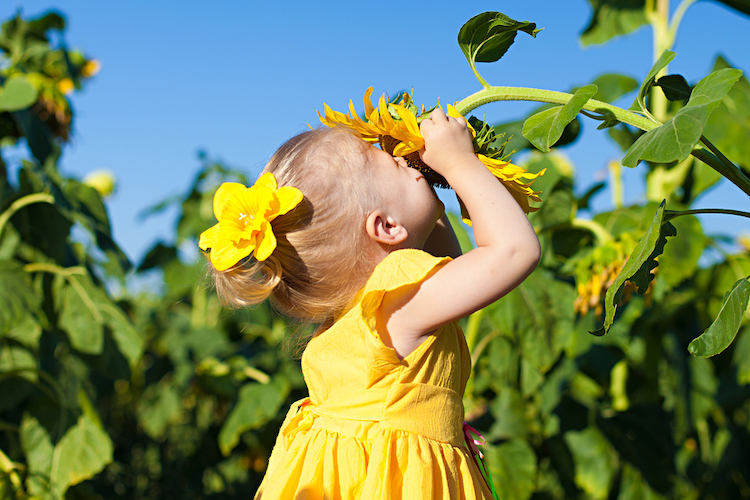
[199, 172, 303, 271]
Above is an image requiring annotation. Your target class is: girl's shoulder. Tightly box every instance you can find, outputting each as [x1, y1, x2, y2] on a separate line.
[365, 249, 452, 293]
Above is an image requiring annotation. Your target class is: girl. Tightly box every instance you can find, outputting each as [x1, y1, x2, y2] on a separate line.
[199, 108, 541, 499]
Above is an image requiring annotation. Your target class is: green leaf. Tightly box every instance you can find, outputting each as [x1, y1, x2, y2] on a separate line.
[654, 74, 692, 101]
[19, 413, 53, 495]
[522, 84, 597, 152]
[623, 68, 743, 167]
[715, 0, 750, 17]
[656, 214, 707, 288]
[99, 304, 143, 368]
[580, 0, 648, 46]
[595, 201, 676, 336]
[0, 260, 39, 333]
[0, 76, 38, 111]
[733, 326, 750, 385]
[485, 439, 537, 500]
[703, 56, 750, 171]
[136, 380, 182, 440]
[488, 388, 528, 440]
[629, 50, 676, 115]
[0, 345, 37, 382]
[458, 11, 540, 87]
[218, 377, 290, 456]
[51, 415, 113, 497]
[57, 274, 105, 355]
[565, 427, 616, 500]
[688, 277, 750, 357]
[590, 73, 638, 103]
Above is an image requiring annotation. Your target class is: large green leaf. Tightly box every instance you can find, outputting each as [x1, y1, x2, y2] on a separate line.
[0, 76, 38, 111]
[564, 427, 616, 500]
[19, 413, 53, 496]
[218, 377, 290, 456]
[629, 50, 676, 115]
[733, 326, 750, 385]
[0, 260, 38, 333]
[623, 68, 743, 167]
[458, 11, 540, 86]
[99, 303, 143, 368]
[580, 0, 648, 46]
[485, 439, 537, 500]
[703, 56, 750, 170]
[595, 201, 676, 336]
[0, 345, 37, 381]
[688, 277, 750, 357]
[523, 85, 597, 152]
[56, 274, 105, 355]
[51, 415, 113, 496]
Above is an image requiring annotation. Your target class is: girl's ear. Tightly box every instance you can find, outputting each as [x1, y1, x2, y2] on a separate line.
[366, 210, 409, 247]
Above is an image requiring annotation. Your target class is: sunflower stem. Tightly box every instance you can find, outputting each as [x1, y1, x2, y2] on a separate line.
[453, 86, 659, 132]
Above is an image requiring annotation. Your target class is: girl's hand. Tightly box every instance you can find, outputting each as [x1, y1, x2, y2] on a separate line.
[418, 108, 476, 178]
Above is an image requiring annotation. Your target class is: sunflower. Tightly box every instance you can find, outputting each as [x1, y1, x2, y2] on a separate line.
[318, 87, 544, 213]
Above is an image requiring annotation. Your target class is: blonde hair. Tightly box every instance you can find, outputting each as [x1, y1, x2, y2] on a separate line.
[209, 126, 380, 327]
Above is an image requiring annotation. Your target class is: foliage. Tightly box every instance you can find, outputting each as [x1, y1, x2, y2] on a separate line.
[1, 2, 749, 499]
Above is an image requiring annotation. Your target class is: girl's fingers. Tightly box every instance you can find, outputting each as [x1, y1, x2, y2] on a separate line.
[430, 108, 447, 121]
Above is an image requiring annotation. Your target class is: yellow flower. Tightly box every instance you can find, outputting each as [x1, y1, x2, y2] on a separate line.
[318, 87, 544, 213]
[56, 78, 74, 95]
[81, 59, 101, 78]
[198, 172, 303, 271]
[83, 170, 116, 197]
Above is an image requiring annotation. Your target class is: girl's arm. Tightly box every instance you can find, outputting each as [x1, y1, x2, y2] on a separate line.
[422, 213, 462, 259]
[379, 108, 541, 358]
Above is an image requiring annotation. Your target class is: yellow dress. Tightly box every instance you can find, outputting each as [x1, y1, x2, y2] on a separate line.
[255, 249, 493, 499]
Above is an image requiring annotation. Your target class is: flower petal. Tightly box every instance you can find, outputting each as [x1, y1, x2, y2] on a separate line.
[213, 183, 246, 220]
[255, 172, 278, 191]
[254, 223, 276, 261]
[275, 186, 304, 216]
[198, 223, 220, 250]
[210, 237, 254, 271]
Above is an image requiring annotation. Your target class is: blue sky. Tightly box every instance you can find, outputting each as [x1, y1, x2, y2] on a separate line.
[4, 0, 750, 264]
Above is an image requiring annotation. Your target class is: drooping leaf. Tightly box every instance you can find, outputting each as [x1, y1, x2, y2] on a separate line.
[218, 377, 290, 456]
[0, 260, 39, 333]
[654, 74, 692, 101]
[623, 68, 742, 167]
[629, 50, 676, 115]
[485, 439, 537, 500]
[689, 277, 750, 357]
[580, 0, 648, 46]
[458, 11, 540, 86]
[51, 415, 113, 497]
[595, 201, 676, 336]
[523, 85, 597, 152]
[99, 304, 143, 369]
[0, 76, 39, 111]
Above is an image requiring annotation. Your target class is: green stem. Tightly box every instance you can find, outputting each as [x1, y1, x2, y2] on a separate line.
[0, 192, 55, 238]
[692, 145, 750, 198]
[664, 208, 750, 222]
[453, 86, 659, 131]
[453, 86, 750, 198]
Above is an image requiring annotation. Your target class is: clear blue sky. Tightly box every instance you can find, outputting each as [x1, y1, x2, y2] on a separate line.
[4, 0, 750, 265]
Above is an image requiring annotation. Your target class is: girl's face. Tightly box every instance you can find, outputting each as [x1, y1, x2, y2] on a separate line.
[367, 146, 444, 249]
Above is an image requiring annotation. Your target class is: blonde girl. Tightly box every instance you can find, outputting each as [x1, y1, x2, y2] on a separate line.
[200, 108, 540, 499]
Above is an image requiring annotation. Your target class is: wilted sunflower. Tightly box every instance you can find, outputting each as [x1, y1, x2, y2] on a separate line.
[318, 87, 544, 214]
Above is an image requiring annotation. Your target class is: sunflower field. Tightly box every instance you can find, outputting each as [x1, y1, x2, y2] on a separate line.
[1, 2, 750, 499]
